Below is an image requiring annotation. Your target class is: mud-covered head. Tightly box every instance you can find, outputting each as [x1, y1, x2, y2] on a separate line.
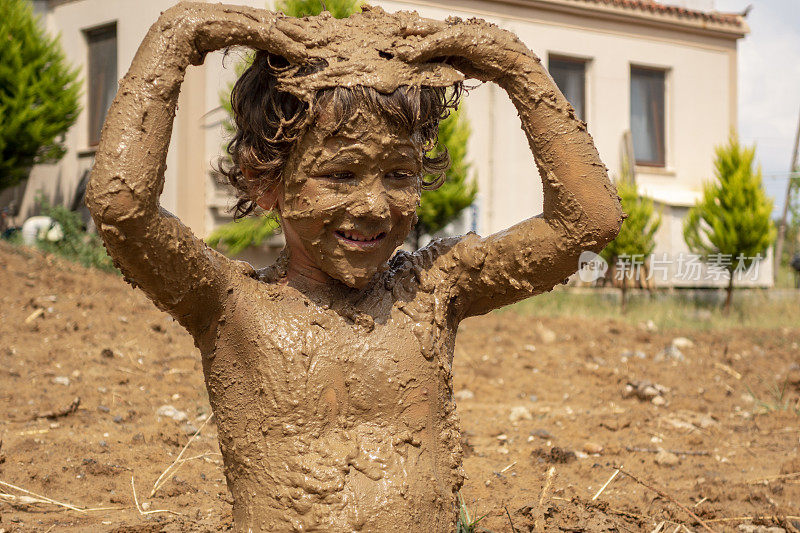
[221, 49, 463, 287]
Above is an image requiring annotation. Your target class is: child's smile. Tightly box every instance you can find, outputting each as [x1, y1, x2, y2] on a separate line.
[334, 229, 387, 248]
[276, 104, 423, 288]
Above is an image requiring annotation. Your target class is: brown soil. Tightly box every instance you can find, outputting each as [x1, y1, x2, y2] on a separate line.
[1, 241, 798, 532]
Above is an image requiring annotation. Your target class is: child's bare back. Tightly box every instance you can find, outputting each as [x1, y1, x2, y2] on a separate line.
[86, 3, 622, 531]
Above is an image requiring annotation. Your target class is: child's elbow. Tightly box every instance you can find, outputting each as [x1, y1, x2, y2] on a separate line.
[85, 172, 147, 229]
[84, 176, 116, 226]
[582, 198, 624, 250]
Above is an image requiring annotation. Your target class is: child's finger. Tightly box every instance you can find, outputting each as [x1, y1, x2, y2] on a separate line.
[398, 17, 448, 38]
[274, 17, 321, 46]
[395, 26, 465, 64]
[263, 23, 309, 63]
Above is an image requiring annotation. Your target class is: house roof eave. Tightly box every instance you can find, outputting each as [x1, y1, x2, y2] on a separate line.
[478, 0, 749, 40]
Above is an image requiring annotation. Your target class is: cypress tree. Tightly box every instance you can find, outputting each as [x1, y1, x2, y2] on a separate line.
[0, 0, 81, 191]
[413, 106, 477, 249]
[600, 178, 661, 312]
[683, 134, 776, 312]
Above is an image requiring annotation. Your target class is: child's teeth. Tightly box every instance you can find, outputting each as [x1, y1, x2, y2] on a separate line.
[340, 231, 383, 242]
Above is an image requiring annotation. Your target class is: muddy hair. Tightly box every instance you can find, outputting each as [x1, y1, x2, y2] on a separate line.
[219, 50, 464, 219]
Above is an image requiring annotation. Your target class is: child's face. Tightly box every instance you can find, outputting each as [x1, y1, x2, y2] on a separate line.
[272, 104, 423, 288]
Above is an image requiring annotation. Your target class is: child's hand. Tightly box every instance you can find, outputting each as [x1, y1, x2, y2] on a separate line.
[154, 3, 310, 66]
[395, 17, 536, 83]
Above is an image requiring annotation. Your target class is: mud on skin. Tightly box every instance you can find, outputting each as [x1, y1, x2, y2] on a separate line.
[85, 3, 622, 531]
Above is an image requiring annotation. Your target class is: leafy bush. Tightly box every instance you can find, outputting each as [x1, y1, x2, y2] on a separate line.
[206, 215, 280, 256]
[34, 196, 116, 272]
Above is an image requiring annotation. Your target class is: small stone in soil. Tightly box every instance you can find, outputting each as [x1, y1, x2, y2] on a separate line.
[156, 404, 188, 422]
[671, 337, 694, 349]
[654, 449, 680, 466]
[509, 405, 533, 423]
[454, 389, 474, 401]
[531, 428, 553, 439]
[583, 442, 603, 454]
[737, 525, 786, 533]
[621, 350, 647, 360]
[536, 323, 556, 344]
[655, 345, 684, 362]
[624, 380, 668, 401]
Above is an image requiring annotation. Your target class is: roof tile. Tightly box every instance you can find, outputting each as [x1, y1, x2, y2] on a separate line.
[570, 0, 744, 28]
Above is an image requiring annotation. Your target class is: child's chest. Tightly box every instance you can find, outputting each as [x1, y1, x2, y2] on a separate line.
[212, 282, 453, 429]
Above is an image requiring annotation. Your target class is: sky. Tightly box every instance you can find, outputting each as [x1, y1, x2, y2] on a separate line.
[712, 0, 800, 217]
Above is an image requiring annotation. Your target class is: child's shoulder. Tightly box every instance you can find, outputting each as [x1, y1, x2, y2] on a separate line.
[385, 232, 482, 293]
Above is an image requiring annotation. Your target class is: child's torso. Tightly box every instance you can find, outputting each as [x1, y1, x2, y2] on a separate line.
[201, 269, 463, 531]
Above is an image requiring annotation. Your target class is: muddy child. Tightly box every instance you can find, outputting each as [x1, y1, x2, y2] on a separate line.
[86, 3, 623, 531]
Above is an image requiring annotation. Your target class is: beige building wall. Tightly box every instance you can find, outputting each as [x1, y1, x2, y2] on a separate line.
[12, 0, 210, 237]
[377, 0, 769, 286]
[13, 0, 768, 286]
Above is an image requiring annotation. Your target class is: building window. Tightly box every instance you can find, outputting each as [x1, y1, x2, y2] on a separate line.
[630, 66, 666, 166]
[85, 24, 117, 146]
[549, 55, 586, 121]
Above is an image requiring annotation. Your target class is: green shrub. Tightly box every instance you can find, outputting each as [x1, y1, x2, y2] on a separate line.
[206, 215, 280, 256]
[34, 196, 116, 272]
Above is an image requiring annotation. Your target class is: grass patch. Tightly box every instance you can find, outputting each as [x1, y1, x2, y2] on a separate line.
[505, 286, 800, 331]
[747, 378, 800, 416]
[455, 492, 490, 533]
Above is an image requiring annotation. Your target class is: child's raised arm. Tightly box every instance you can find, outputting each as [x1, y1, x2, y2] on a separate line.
[398, 19, 624, 319]
[86, 3, 307, 338]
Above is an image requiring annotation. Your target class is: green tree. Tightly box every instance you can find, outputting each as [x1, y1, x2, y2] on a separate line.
[683, 134, 776, 313]
[211, 0, 477, 255]
[0, 0, 81, 191]
[413, 106, 477, 249]
[600, 178, 661, 312]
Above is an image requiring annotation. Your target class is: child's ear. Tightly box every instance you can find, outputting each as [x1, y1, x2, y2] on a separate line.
[243, 167, 281, 212]
[256, 186, 281, 212]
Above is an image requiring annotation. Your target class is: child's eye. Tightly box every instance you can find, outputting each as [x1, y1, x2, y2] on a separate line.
[324, 171, 355, 181]
[385, 170, 416, 181]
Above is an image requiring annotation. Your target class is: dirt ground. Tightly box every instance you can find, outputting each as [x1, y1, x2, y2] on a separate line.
[1, 241, 799, 532]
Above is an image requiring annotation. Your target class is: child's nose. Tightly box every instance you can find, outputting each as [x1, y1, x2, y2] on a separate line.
[348, 184, 390, 219]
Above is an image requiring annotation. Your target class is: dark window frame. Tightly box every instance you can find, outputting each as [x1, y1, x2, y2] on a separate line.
[548, 54, 588, 122]
[630, 65, 667, 168]
[84, 23, 118, 147]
